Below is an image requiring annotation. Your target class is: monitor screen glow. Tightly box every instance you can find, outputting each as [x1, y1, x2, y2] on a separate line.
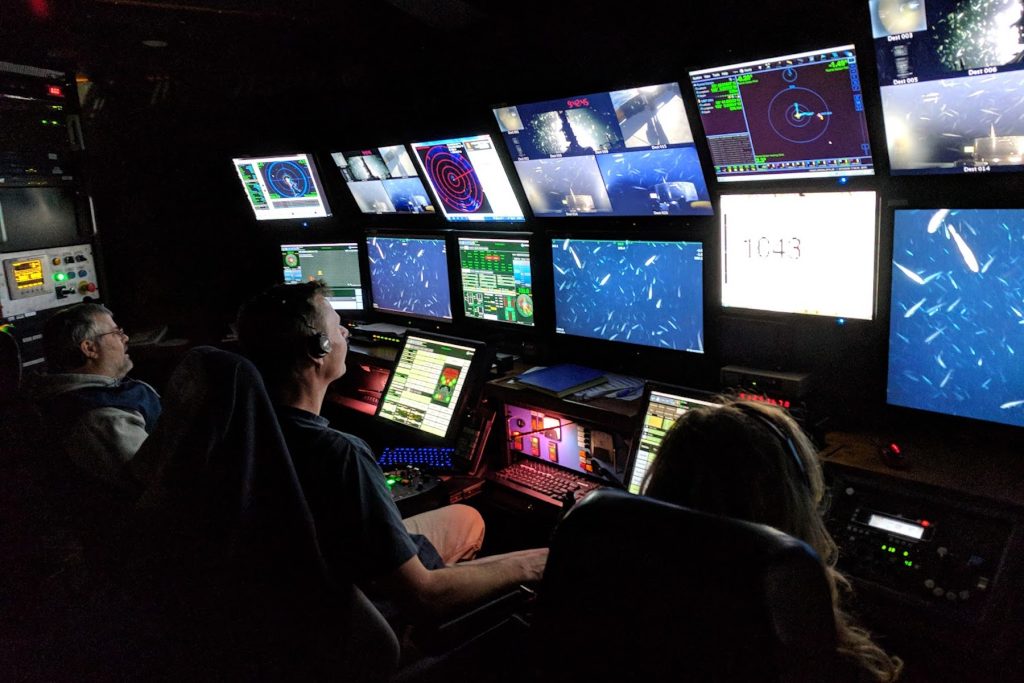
[689, 45, 874, 181]
[870, 0, 1024, 175]
[366, 235, 452, 321]
[410, 134, 525, 222]
[457, 236, 535, 326]
[551, 238, 704, 352]
[888, 208, 1024, 429]
[628, 388, 718, 494]
[280, 242, 364, 311]
[232, 153, 331, 220]
[720, 192, 877, 319]
[493, 82, 712, 217]
[331, 146, 435, 214]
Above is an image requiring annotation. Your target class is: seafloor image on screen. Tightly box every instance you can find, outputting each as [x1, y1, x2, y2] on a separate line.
[881, 70, 1024, 173]
[597, 148, 712, 216]
[348, 182, 395, 213]
[384, 177, 433, 213]
[888, 209, 1024, 428]
[551, 239, 704, 352]
[367, 236, 452, 320]
[513, 157, 612, 215]
[609, 84, 694, 147]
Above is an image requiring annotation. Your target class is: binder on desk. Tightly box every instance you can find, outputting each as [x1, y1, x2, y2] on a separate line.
[514, 364, 607, 399]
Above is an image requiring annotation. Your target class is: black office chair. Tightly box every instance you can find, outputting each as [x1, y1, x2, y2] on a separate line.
[48, 346, 400, 681]
[529, 488, 845, 683]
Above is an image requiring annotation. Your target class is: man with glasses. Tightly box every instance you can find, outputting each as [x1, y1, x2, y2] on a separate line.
[26, 303, 161, 491]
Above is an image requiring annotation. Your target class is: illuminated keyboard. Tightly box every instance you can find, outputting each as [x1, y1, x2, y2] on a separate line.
[377, 446, 456, 471]
[490, 459, 599, 503]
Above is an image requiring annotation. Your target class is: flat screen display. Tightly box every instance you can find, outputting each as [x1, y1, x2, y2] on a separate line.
[280, 242, 364, 311]
[457, 236, 534, 327]
[888, 208, 1024, 428]
[870, 0, 1024, 174]
[409, 134, 525, 222]
[627, 386, 719, 494]
[493, 82, 712, 216]
[232, 153, 331, 220]
[366, 235, 452, 321]
[551, 238, 704, 352]
[331, 145, 435, 214]
[376, 333, 481, 439]
[720, 192, 877, 319]
[689, 45, 874, 181]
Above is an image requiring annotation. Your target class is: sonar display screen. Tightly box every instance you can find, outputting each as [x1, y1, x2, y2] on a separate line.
[366, 235, 452, 321]
[888, 208, 1024, 429]
[232, 153, 331, 220]
[689, 45, 874, 181]
[869, 0, 1024, 175]
[493, 82, 712, 217]
[410, 134, 525, 222]
[332, 145, 435, 214]
[551, 238, 704, 352]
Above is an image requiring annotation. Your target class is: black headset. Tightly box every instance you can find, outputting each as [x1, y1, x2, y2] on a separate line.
[307, 331, 332, 358]
[733, 403, 811, 491]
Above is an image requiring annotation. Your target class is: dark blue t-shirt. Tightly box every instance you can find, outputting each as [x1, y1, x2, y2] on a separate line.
[275, 406, 441, 583]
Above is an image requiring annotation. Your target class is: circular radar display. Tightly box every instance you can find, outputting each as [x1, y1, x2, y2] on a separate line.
[423, 146, 484, 213]
[516, 293, 534, 318]
[283, 252, 300, 268]
[265, 161, 311, 198]
[767, 87, 831, 144]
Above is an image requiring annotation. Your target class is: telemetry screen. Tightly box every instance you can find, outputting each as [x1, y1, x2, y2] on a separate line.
[280, 242, 363, 311]
[410, 134, 525, 222]
[232, 153, 331, 220]
[551, 238, 704, 353]
[888, 208, 1024, 429]
[628, 388, 718, 494]
[366, 235, 452, 321]
[689, 45, 874, 181]
[331, 145, 435, 214]
[377, 334, 479, 438]
[720, 192, 877, 319]
[869, 0, 1024, 175]
[457, 236, 534, 327]
[493, 82, 712, 217]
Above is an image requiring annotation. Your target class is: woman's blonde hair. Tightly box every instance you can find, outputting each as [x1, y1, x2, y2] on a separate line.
[641, 397, 903, 682]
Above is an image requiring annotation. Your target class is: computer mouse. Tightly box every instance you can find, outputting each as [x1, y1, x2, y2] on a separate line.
[880, 441, 909, 469]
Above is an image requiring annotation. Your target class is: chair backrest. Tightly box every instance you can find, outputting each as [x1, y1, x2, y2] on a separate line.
[125, 345, 399, 680]
[531, 488, 841, 683]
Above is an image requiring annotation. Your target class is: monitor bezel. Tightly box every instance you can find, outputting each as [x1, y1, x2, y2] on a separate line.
[454, 229, 539, 331]
[231, 152, 333, 222]
[363, 229, 458, 325]
[329, 143, 440, 217]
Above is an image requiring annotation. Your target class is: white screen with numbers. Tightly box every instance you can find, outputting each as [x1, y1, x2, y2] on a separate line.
[720, 191, 876, 319]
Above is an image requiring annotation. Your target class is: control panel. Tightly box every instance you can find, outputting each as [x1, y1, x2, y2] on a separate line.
[825, 465, 1018, 623]
[1, 242, 100, 320]
[384, 466, 447, 518]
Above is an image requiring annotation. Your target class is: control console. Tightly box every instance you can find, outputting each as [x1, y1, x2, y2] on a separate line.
[384, 466, 447, 518]
[1, 242, 100, 320]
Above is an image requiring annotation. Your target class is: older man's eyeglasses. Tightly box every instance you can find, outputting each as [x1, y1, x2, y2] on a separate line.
[92, 326, 127, 340]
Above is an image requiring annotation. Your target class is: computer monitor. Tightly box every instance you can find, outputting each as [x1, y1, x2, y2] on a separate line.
[887, 208, 1024, 429]
[503, 403, 604, 476]
[331, 145, 435, 214]
[375, 332, 487, 440]
[720, 191, 877, 319]
[231, 153, 331, 220]
[870, 0, 1024, 175]
[626, 384, 719, 494]
[457, 235, 535, 327]
[280, 242, 364, 311]
[492, 82, 712, 216]
[551, 238, 704, 352]
[689, 45, 874, 181]
[366, 234, 452, 321]
[409, 133, 525, 222]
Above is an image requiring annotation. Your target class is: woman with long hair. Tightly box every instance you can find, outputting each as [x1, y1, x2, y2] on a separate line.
[641, 398, 903, 682]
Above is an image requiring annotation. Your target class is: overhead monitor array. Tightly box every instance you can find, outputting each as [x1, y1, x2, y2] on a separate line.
[232, 153, 331, 220]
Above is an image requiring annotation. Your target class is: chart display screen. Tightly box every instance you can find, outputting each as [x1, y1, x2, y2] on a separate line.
[377, 334, 479, 438]
[410, 134, 525, 222]
[232, 153, 331, 220]
[493, 82, 712, 216]
[280, 242, 363, 310]
[888, 208, 1024, 428]
[551, 238, 704, 352]
[332, 145, 435, 214]
[870, 0, 1024, 174]
[457, 236, 534, 326]
[366, 235, 452, 321]
[628, 388, 718, 494]
[689, 45, 874, 181]
[720, 192, 877, 319]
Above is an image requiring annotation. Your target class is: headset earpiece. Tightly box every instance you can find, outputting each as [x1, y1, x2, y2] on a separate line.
[308, 332, 332, 358]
